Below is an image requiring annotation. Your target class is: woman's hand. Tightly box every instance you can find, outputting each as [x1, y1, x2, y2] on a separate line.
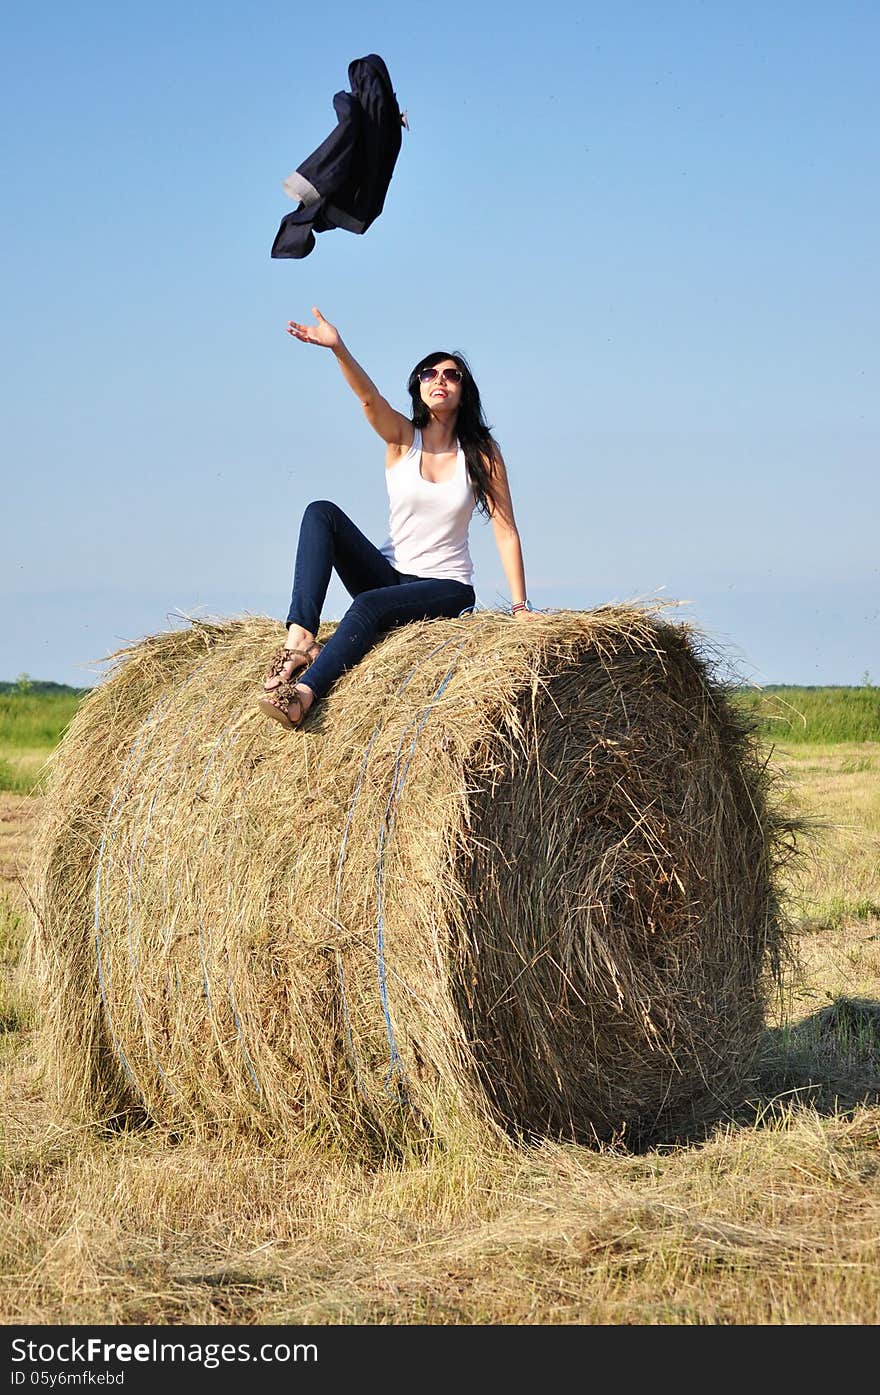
[513, 607, 540, 621]
[285, 312, 413, 446]
[287, 307, 340, 350]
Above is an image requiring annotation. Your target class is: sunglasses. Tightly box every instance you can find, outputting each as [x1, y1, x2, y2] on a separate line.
[418, 366, 463, 385]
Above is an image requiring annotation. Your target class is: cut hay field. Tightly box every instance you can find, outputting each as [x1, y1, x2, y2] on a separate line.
[1, 691, 879, 1326]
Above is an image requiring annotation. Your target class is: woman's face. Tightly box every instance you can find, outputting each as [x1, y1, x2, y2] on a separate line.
[418, 359, 463, 414]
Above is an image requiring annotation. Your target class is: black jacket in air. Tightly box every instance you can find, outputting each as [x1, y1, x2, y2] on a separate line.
[271, 54, 406, 260]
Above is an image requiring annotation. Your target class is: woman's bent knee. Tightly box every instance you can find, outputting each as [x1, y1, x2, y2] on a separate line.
[346, 593, 379, 624]
[302, 499, 340, 525]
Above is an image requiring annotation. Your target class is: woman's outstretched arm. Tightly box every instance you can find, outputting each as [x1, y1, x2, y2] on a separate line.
[287, 308, 413, 447]
[486, 450, 537, 618]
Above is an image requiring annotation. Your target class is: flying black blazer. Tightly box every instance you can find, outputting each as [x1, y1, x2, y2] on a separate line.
[271, 54, 406, 260]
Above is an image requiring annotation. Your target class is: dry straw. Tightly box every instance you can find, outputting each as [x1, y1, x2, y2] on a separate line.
[28, 605, 792, 1153]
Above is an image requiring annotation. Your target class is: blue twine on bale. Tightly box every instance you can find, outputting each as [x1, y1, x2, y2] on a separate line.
[94, 687, 180, 1095]
[126, 695, 268, 1103]
[190, 718, 267, 1099]
[332, 635, 461, 1096]
[119, 691, 229, 1097]
[228, 976, 262, 1092]
[93, 660, 214, 1100]
[375, 639, 469, 1094]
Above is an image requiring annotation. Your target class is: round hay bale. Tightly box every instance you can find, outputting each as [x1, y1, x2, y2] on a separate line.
[29, 606, 789, 1149]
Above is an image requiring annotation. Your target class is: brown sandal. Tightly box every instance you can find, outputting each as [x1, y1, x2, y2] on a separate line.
[257, 679, 310, 731]
[262, 642, 322, 688]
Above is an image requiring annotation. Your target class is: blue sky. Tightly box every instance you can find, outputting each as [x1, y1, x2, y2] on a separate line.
[2, 0, 877, 687]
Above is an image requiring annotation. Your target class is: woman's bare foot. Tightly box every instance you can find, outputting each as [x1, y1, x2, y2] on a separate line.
[257, 682, 316, 731]
[289, 683, 315, 722]
[263, 626, 321, 692]
[285, 623, 316, 653]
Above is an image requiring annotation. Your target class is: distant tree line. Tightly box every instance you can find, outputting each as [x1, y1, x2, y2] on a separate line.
[0, 676, 92, 697]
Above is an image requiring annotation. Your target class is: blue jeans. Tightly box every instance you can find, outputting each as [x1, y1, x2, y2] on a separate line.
[285, 500, 475, 701]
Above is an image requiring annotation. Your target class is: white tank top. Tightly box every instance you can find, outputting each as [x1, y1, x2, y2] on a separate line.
[379, 429, 477, 585]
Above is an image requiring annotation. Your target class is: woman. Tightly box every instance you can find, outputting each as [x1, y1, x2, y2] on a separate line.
[258, 307, 535, 730]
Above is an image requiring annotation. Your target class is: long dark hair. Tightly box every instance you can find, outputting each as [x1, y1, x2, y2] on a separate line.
[407, 350, 498, 517]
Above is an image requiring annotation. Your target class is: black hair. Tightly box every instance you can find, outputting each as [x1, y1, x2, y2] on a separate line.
[406, 350, 498, 517]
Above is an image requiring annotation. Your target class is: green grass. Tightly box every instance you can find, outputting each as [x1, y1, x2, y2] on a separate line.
[733, 685, 880, 743]
[0, 691, 84, 792]
[0, 898, 33, 1036]
[0, 692, 83, 746]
